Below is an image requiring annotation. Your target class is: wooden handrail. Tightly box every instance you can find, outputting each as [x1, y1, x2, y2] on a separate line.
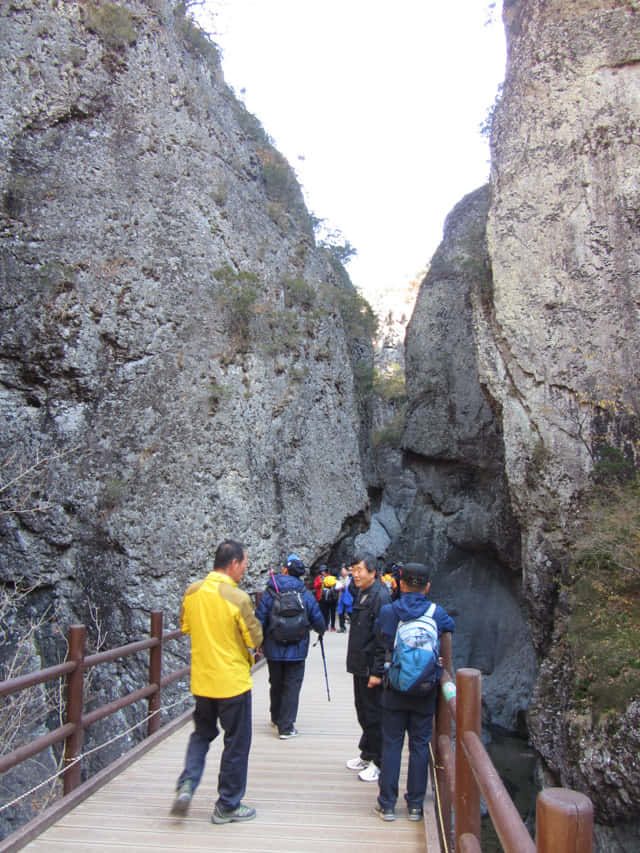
[84, 636, 159, 668]
[462, 729, 535, 853]
[0, 661, 75, 698]
[0, 724, 75, 775]
[0, 611, 189, 795]
[432, 661, 594, 852]
[2, 610, 595, 853]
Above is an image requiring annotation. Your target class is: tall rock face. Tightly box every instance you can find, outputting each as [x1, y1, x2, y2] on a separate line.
[476, 0, 640, 838]
[401, 185, 537, 732]
[0, 0, 367, 728]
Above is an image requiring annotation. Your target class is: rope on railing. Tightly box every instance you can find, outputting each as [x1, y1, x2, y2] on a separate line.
[0, 692, 193, 816]
[429, 740, 451, 853]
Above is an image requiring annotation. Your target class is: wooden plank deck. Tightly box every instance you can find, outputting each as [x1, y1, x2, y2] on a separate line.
[21, 631, 439, 852]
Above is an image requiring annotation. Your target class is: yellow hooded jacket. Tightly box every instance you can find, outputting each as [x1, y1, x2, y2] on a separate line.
[180, 570, 263, 699]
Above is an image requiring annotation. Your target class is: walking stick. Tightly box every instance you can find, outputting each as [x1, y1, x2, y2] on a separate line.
[316, 634, 331, 702]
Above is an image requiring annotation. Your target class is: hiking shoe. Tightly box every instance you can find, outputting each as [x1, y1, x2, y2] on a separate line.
[408, 806, 424, 821]
[359, 761, 380, 782]
[374, 802, 396, 822]
[279, 727, 299, 739]
[170, 780, 193, 817]
[211, 803, 256, 824]
[346, 757, 369, 771]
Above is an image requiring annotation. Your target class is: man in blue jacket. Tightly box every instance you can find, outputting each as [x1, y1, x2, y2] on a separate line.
[255, 554, 325, 739]
[369, 562, 455, 822]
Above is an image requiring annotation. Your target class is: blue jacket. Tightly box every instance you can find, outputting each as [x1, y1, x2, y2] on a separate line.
[337, 584, 354, 615]
[373, 592, 455, 678]
[255, 574, 325, 661]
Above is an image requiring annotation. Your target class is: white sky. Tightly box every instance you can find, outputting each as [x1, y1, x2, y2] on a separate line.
[196, 1, 506, 307]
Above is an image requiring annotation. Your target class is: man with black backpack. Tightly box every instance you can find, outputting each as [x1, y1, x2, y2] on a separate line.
[369, 562, 455, 822]
[255, 554, 325, 739]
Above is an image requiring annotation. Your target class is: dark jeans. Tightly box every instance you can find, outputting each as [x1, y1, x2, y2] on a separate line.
[378, 704, 434, 810]
[177, 691, 252, 811]
[267, 658, 305, 734]
[319, 599, 330, 627]
[353, 675, 382, 766]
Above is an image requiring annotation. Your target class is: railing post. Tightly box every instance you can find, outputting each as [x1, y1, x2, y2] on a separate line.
[63, 624, 86, 795]
[455, 668, 482, 849]
[434, 632, 453, 850]
[148, 610, 163, 737]
[536, 788, 593, 853]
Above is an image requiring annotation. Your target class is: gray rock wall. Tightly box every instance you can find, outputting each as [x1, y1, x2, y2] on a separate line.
[400, 186, 536, 732]
[478, 0, 640, 836]
[0, 2, 367, 668]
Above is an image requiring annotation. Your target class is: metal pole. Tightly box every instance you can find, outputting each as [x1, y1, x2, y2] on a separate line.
[318, 634, 330, 701]
[148, 610, 163, 736]
[63, 624, 86, 795]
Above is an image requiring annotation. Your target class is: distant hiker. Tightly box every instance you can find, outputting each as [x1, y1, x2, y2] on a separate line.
[381, 570, 397, 599]
[336, 565, 353, 632]
[345, 552, 391, 782]
[315, 564, 329, 624]
[322, 571, 339, 631]
[370, 562, 455, 822]
[255, 553, 325, 739]
[171, 539, 263, 824]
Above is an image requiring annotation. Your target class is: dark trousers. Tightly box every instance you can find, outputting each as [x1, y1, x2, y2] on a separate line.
[267, 659, 305, 734]
[177, 691, 252, 811]
[353, 675, 383, 766]
[378, 705, 434, 810]
[319, 599, 330, 627]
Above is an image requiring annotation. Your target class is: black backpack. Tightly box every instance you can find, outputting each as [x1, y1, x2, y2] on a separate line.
[269, 589, 309, 645]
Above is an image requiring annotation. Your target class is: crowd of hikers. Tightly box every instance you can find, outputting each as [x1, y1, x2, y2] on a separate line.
[170, 539, 454, 826]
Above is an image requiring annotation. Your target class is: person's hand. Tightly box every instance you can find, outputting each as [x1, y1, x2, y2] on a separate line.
[368, 675, 382, 688]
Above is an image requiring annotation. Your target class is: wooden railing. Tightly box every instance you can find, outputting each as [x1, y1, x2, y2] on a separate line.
[1, 615, 595, 852]
[0, 611, 188, 797]
[433, 633, 594, 852]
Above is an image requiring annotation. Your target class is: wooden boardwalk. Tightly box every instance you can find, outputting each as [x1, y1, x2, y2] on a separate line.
[21, 631, 439, 852]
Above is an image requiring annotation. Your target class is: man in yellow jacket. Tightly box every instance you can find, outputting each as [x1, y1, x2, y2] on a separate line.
[170, 539, 263, 824]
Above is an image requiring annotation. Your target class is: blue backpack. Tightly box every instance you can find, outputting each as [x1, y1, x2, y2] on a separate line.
[388, 603, 442, 694]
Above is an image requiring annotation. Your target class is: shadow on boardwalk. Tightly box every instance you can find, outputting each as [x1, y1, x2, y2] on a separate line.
[22, 632, 432, 852]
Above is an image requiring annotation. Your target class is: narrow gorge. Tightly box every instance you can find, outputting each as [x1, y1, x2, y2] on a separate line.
[1, 1, 639, 850]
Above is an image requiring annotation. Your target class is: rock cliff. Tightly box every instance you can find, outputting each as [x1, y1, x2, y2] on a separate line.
[400, 0, 640, 842]
[477, 0, 640, 840]
[0, 3, 370, 825]
[401, 185, 537, 733]
[3, 0, 640, 847]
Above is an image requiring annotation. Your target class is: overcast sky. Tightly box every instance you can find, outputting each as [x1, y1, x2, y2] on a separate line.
[197, 1, 506, 306]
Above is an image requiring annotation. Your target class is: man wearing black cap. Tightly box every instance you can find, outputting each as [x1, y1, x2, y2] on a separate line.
[255, 554, 325, 739]
[369, 562, 454, 822]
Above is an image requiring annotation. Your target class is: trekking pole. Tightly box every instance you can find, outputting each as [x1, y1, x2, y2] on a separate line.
[314, 634, 331, 702]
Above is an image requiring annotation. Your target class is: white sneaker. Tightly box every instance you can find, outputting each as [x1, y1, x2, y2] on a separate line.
[346, 757, 369, 772]
[359, 762, 380, 782]
[279, 727, 299, 739]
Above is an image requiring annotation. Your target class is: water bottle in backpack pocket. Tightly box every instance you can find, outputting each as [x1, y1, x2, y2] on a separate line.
[387, 603, 442, 694]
